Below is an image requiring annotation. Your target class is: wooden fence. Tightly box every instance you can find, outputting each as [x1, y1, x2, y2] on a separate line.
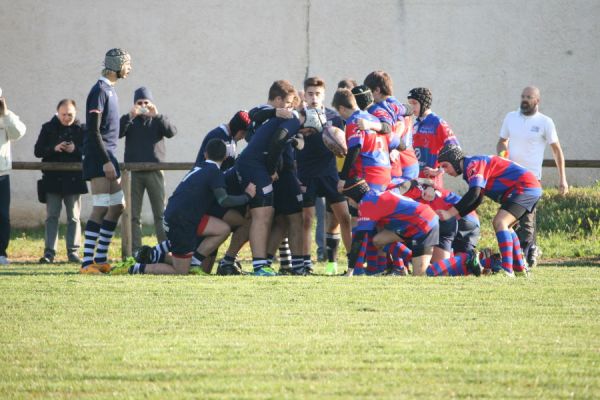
[13, 159, 600, 258]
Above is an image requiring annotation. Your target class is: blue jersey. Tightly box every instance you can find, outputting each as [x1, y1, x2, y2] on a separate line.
[297, 107, 344, 179]
[164, 161, 225, 223]
[236, 117, 301, 168]
[84, 78, 120, 155]
[195, 124, 236, 168]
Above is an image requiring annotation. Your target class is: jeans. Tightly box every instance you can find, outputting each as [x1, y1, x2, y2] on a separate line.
[130, 170, 167, 251]
[44, 192, 81, 257]
[0, 175, 10, 257]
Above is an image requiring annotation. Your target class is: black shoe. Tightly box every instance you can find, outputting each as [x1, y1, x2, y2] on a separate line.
[134, 245, 154, 264]
[67, 253, 82, 263]
[39, 255, 54, 264]
[216, 260, 243, 276]
[278, 266, 293, 275]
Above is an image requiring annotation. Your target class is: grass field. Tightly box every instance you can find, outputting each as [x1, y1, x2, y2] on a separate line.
[1, 186, 599, 398]
[1, 261, 599, 399]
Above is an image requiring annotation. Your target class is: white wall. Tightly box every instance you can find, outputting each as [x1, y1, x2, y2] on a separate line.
[2, 0, 599, 227]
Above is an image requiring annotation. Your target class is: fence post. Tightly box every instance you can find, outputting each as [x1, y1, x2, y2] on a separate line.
[121, 168, 132, 259]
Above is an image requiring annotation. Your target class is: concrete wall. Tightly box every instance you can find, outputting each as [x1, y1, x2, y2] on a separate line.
[1, 0, 599, 227]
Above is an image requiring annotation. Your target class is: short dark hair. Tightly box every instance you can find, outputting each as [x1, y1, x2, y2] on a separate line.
[337, 78, 357, 89]
[364, 70, 393, 96]
[56, 98, 77, 111]
[331, 89, 357, 110]
[205, 138, 227, 162]
[304, 76, 325, 90]
[268, 80, 296, 101]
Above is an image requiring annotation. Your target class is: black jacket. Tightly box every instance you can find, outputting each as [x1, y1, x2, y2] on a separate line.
[34, 116, 88, 195]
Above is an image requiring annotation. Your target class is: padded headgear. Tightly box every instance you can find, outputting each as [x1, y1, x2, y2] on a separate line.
[407, 87, 432, 118]
[303, 108, 327, 133]
[229, 110, 251, 135]
[104, 48, 131, 73]
[437, 144, 465, 174]
[342, 177, 370, 203]
[351, 85, 374, 110]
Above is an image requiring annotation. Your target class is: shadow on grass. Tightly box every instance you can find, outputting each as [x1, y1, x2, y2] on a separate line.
[538, 257, 600, 267]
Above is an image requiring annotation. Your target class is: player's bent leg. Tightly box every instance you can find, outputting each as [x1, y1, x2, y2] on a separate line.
[197, 216, 231, 256]
[145, 255, 192, 275]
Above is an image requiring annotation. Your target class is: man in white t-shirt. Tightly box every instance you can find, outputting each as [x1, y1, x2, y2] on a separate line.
[497, 86, 568, 267]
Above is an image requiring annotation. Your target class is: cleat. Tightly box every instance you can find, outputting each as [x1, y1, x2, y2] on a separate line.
[515, 269, 530, 278]
[253, 266, 277, 276]
[93, 263, 112, 274]
[67, 253, 82, 263]
[467, 249, 482, 277]
[289, 267, 307, 276]
[79, 265, 102, 275]
[278, 267, 293, 275]
[134, 245, 154, 264]
[110, 258, 136, 275]
[216, 260, 243, 276]
[189, 267, 211, 276]
[325, 262, 338, 275]
[388, 267, 407, 276]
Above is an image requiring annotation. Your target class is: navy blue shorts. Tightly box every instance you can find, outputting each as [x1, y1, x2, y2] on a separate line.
[235, 162, 273, 208]
[401, 224, 439, 258]
[300, 174, 345, 208]
[502, 192, 541, 214]
[274, 169, 303, 215]
[437, 218, 458, 252]
[82, 151, 120, 181]
[453, 217, 480, 254]
[163, 213, 198, 257]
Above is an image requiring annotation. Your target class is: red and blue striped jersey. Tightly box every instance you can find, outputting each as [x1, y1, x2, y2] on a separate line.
[462, 155, 542, 203]
[413, 112, 459, 184]
[356, 190, 438, 239]
[345, 110, 391, 191]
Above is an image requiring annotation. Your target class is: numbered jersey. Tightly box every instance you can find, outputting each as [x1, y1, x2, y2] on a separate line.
[345, 109, 391, 192]
[164, 160, 225, 224]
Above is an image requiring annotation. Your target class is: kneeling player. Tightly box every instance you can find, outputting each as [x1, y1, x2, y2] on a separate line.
[112, 139, 255, 275]
[436, 144, 542, 277]
[342, 178, 439, 276]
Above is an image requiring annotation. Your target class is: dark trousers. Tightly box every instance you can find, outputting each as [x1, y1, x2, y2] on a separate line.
[0, 175, 10, 257]
[516, 206, 536, 263]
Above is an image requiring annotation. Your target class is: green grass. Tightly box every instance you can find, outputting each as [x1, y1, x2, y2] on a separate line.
[1, 263, 599, 399]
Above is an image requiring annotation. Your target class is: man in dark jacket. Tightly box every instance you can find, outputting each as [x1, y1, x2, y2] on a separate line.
[34, 99, 88, 263]
[119, 87, 177, 253]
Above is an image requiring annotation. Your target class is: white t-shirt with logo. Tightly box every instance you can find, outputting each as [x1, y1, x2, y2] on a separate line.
[499, 110, 558, 179]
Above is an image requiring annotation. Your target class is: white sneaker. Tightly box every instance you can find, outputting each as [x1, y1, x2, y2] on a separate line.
[0, 256, 10, 265]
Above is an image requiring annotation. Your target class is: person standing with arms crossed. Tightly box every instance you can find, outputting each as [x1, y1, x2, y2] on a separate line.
[80, 48, 132, 274]
[497, 86, 568, 267]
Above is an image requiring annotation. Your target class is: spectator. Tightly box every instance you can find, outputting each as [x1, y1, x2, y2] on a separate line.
[0, 88, 27, 265]
[120, 87, 177, 253]
[497, 86, 568, 267]
[34, 99, 87, 263]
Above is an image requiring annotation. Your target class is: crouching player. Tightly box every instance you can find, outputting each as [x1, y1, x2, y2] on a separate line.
[342, 178, 439, 276]
[402, 179, 482, 276]
[436, 144, 542, 277]
[112, 139, 255, 275]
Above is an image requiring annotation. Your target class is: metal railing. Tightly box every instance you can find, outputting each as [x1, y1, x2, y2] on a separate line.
[13, 159, 600, 258]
